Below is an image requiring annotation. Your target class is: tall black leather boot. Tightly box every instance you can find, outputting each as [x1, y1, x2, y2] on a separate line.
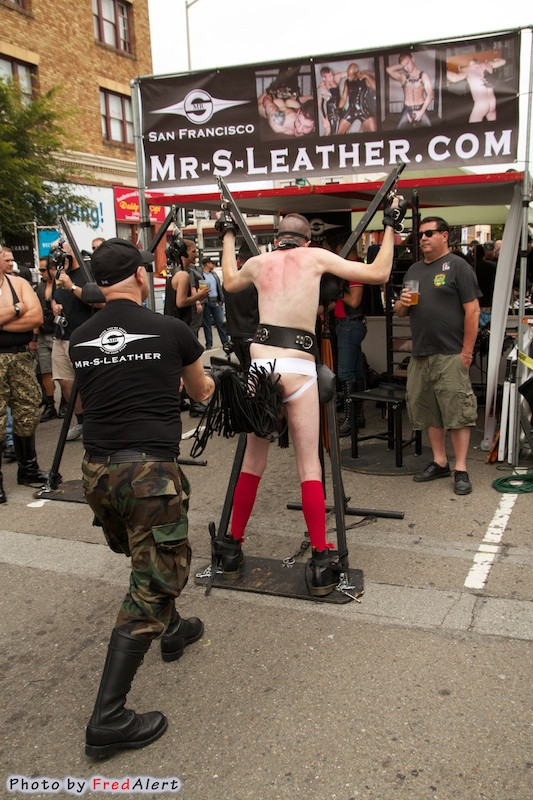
[85, 629, 167, 759]
[0, 447, 6, 504]
[338, 381, 355, 438]
[13, 433, 49, 486]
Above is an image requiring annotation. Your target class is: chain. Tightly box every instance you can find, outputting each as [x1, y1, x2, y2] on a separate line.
[282, 538, 310, 568]
[335, 572, 363, 602]
[195, 564, 222, 580]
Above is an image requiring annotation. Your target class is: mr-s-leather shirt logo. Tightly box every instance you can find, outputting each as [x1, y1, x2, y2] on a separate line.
[73, 328, 159, 355]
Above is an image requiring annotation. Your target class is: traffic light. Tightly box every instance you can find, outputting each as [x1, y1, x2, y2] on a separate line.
[180, 208, 194, 227]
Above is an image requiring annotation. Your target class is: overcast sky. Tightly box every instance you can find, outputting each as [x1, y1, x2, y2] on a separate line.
[147, 0, 531, 76]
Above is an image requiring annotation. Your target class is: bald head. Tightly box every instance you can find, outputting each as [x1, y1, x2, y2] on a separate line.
[277, 213, 311, 245]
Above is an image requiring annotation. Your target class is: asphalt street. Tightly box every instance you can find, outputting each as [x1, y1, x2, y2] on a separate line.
[1, 341, 532, 800]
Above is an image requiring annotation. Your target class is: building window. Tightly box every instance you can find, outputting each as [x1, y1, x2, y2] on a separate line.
[0, 56, 34, 100]
[100, 89, 133, 145]
[92, 0, 131, 53]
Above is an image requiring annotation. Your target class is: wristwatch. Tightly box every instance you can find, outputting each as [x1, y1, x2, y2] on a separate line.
[13, 304, 21, 317]
[71, 284, 77, 292]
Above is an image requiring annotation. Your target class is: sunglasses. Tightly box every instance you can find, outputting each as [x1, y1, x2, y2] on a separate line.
[418, 229, 443, 240]
[38, 268, 48, 273]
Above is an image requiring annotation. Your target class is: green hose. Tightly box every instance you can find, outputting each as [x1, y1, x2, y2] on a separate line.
[492, 472, 533, 493]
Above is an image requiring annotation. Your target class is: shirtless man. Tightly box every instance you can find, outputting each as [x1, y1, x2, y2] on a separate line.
[446, 55, 506, 123]
[258, 92, 316, 137]
[386, 53, 434, 128]
[216, 197, 405, 597]
[317, 66, 346, 135]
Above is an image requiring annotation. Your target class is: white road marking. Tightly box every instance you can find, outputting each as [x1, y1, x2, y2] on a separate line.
[464, 493, 518, 590]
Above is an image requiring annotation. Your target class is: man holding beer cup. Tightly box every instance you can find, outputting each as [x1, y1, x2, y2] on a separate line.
[395, 217, 481, 495]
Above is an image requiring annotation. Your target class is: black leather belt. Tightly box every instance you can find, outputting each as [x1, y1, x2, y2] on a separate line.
[85, 449, 174, 464]
[252, 324, 318, 356]
[0, 345, 29, 353]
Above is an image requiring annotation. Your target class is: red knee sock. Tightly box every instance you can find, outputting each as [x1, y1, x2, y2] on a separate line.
[301, 480, 333, 552]
[230, 472, 261, 541]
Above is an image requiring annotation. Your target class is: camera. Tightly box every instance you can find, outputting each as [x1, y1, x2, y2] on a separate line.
[166, 235, 188, 265]
[53, 314, 68, 340]
[49, 242, 73, 272]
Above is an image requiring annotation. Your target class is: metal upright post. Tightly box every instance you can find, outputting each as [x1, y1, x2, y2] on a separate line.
[131, 77, 155, 311]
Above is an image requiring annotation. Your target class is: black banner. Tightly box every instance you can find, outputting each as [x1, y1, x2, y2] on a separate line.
[139, 31, 519, 191]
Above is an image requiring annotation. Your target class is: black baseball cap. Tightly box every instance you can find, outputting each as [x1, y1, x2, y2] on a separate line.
[91, 238, 154, 286]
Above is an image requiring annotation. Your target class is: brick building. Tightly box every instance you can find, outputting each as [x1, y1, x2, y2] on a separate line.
[0, 0, 158, 253]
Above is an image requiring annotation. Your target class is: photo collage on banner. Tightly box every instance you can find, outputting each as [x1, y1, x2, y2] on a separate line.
[140, 31, 519, 190]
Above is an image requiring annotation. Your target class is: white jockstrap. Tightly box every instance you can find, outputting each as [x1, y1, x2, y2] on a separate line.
[251, 358, 317, 403]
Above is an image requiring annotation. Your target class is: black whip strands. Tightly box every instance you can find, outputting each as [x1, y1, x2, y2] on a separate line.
[190, 362, 288, 458]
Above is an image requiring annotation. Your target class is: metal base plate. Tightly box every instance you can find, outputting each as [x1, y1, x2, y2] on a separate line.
[341, 443, 432, 475]
[195, 556, 363, 604]
[35, 479, 86, 503]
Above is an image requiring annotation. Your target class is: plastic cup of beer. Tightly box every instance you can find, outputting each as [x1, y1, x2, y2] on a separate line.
[198, 282, 208, 291]
[404, 280, 419, 306]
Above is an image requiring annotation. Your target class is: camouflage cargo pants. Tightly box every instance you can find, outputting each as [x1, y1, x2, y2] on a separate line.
[0, 351, 41, 441]
[82, 457, 192, 639]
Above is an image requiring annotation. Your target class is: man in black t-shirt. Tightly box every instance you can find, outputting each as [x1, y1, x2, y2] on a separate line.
[70, 238, 214, 759]
[395, 217, 481, 496]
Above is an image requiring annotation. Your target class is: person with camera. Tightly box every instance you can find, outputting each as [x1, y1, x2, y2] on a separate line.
[69, 238, 214, 758]
[51, 240, 97, 441]
[215, 197, 404, 597]
[0, 245, 48, 504]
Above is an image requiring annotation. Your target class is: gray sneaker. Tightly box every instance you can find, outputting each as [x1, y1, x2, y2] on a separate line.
[66, 422, 83, 441]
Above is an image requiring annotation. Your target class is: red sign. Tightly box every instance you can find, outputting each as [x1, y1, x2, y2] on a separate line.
[113, 187, 167, 223]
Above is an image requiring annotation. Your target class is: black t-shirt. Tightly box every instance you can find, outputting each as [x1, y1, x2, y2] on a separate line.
[403, 252, 481, 357]
[69, 299, 203, 457]
[52, 267, 92, 339]
[36, 281, 55, 334]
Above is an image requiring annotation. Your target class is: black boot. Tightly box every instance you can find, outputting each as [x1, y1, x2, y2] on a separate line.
[57, 398, 68, 418]
[338, 381, 355, 438]
[14, 434, 49, 486]
[306, 548, 343, 598]
[40, 397, 58, 423]
[85, 629, 167, 759]
[215, 532, 244, 579]
[0, 448, 6, 504]
[160, 608, 204, 663]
